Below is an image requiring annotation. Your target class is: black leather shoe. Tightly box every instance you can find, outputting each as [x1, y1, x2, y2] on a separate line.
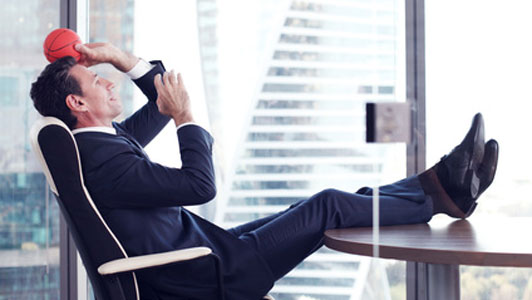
[476, 139, 499, 198]
[435, 113, 485, 216]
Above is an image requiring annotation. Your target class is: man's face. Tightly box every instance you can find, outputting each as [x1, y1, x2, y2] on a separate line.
[69, 64, 122, 125]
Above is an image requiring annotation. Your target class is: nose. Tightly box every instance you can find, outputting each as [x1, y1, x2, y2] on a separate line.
[103, 78, 115, 90]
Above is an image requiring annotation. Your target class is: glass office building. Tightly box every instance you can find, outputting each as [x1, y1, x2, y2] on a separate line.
[198, 0, 407, 299]
[4, 0, 532, 299]
[0, 0, 134, 298]
[0, 0, 61, 298]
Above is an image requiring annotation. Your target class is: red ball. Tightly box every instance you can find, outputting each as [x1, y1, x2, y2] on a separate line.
[43, 28, 82, 63]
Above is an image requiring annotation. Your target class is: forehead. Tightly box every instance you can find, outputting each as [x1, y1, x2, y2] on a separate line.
[69, 64, 96, 82]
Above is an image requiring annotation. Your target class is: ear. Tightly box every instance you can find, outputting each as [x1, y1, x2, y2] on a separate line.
[65, 94, 87, 113]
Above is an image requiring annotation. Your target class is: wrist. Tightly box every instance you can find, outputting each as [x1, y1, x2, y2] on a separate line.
[114, 51, 139, 73]
[172, 113, 194, 127]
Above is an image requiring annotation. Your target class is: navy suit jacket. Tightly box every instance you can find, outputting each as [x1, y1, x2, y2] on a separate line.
[74, 61, 274, 299]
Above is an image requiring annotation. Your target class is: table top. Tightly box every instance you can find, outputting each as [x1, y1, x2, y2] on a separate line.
[324, 215, 532, 267]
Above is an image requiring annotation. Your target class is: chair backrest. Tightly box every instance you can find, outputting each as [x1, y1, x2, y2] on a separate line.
[30, 117, 139, 300]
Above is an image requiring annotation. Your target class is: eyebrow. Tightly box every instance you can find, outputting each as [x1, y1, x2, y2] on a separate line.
[92, 73, 98, 85]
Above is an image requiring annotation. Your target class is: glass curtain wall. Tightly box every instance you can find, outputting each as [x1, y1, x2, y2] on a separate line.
[0, 0, 61, 299]
[89, 0, 135, 119]
[426, 0, 532, 299]
[83, 1, 136, 298]
[205, 0, 409, 299]
[80, 0, 408, 299]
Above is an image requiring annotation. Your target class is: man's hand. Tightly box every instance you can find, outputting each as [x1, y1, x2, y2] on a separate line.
[154, 71, 194, 126]
[75, 43, 139, 73]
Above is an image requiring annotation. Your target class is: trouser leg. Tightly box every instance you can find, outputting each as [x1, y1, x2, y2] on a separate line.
[237, 175, 433, 281]
[227, 211, 285, 238]
[227, 199, 311, 237]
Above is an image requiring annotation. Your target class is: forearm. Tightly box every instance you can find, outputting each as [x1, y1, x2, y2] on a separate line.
[76, 42, 139, 73]
[177, 125, 216, 201]
[113, 50, 139, 73]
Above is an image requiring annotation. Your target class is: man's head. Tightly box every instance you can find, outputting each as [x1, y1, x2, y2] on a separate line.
[31, 56, 122, 129]
[30, 57, 80, 129]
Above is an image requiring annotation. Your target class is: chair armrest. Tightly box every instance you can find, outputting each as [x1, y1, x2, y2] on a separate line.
[98, 247, 212, 275]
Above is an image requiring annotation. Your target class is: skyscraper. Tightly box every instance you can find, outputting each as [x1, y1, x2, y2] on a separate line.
[198, 0, 406, 299]
[0, 1, 135, 298]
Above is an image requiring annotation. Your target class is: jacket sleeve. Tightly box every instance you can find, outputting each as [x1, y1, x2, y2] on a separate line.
[119, 60, 171, 147]
[90, 125, 216, 209]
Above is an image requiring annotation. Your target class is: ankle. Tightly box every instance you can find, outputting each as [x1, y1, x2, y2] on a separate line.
[418, 168, 452, 215]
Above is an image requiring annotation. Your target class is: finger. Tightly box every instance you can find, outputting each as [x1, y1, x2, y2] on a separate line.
[78, 60, 91, 68]
[82, 42, 107, 49]
[154, 74, 163, 92]
[75, 45, 90, 62]
[162, 71, 171, 88]
[169, 70, 177, 87]
[75, 44, 97, 67]
[75, 44, 96, 58]
[77, 57, 95, 68]
[177, 73, 184, 87]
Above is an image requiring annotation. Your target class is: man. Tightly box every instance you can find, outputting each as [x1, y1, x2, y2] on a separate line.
[30, 42, 498, 300]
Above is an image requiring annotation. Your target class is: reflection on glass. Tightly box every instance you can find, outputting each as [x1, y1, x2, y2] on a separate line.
[198, 0, 407, 299]
[0, 0, 61, 298]
[89, 0, 135, 118]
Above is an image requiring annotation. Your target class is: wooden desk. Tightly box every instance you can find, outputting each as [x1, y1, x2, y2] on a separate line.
[324, 216, 532, 300]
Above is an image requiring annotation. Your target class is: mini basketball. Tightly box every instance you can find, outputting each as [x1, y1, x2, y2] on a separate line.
[43, 28, 82, 63]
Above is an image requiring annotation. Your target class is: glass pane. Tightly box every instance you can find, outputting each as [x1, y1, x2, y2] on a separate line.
[426, 0, 532, 298]
[198, 0, 407, 299]
[89, 0, 136, 118]
[0, 0, 61, 298]
[82, 0, 407, 299]
[84, 1, 137, 298]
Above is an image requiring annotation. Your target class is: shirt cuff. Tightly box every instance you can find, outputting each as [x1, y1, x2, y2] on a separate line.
[176, 122, 201, 132]
[126, 59, 154, 80]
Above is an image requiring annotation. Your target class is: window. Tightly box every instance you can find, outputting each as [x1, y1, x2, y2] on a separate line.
[203, 0, 408, 298]
[0, 0, 61, 298]
[0, 77, 18, 106]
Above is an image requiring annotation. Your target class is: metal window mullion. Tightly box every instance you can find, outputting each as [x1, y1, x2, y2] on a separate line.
[59, 211, 77, 300]
[405, 0, 426, 177]
[59, 1, 89, 300]
[405, 0, 427, 299]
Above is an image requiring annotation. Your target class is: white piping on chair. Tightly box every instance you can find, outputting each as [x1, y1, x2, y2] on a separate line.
[30, 117, 61, 195]
[98, 247, 212, 275]
[30, 117, 141, 300]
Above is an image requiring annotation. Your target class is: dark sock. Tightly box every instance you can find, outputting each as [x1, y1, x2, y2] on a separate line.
[418, 168, 466, 218]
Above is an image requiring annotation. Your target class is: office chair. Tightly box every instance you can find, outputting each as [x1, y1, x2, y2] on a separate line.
[30, 117, 274, 300]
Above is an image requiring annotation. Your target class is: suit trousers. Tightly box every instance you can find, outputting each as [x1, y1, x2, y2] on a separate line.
[227, 175, 434, 281]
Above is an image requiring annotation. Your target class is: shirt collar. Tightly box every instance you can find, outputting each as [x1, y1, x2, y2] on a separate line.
[71, 126, 117, 135]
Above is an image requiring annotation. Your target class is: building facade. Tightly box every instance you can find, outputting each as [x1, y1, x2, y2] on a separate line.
[198, 0, 407, 299]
